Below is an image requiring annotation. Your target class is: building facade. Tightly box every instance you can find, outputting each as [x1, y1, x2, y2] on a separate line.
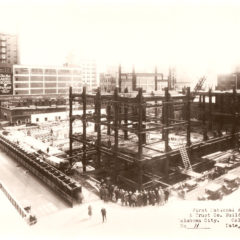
[80, 60, 98, 90]
[119, 65, 173, 93]
[1, 105, 67, 125]
[13, 64, 97, 95]
[217, 73, 240, 91]
[0, 33, 19, 67]
[120, 72, 168, 93]
[100, 73, 116, 92]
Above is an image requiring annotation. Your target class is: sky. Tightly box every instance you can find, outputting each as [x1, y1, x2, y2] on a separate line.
[1, 0, 240, 86]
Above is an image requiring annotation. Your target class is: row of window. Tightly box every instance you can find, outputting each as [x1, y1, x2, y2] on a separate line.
[0, 47, 16, 52]
[0, 42, 17, 48]
[14, 68, 84, 75]
[15, 82, 83, 88]
[35, 116, 61, 122]
[15, 76, 83, 81]
[15, 88, 71, 95]
[0, 54, 17, 59]
[0, 59, 17, 64]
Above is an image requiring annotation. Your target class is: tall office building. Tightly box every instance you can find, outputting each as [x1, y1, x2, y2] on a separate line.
[0, 33, 19, 67]
[80, 59, 97, 90]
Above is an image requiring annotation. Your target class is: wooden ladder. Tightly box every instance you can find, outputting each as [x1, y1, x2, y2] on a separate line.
[178, 141, 192, 171]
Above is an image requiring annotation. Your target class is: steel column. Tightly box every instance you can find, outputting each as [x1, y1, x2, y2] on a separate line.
[208, 89, 212, 130]
[118, 65, 122, 92]
[138, 88, 143, 189]
[186, 87, 191, 146]
[202, 95, 208, 141]
[114, 88, 119, 178]
[107, 104, 111, 135]
[96, 88, 101, 168]
[82, 86, 87, 172]
[69, 87, 73, 162]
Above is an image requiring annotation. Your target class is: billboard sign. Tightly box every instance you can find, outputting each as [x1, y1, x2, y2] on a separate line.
[0, 67, 12, 95]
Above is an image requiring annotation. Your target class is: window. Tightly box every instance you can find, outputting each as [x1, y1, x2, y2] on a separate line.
[45, 89, 56, 94]
[15, 90, 29, 95]
[58, 69, 71, 75]
[58, 77, 71, 81]
[15, 68, 29, 74]
[36, 118, 39, 122]
[31, 82, 43, 88]
[45, 69, 56, 75]
[15, 76, 28, 81]
[73, 70, 81, 75]
[45, 76, 56, 81]
[58, 116, 61, 120]
[15, 83, 29, 88]
[30, 89, 43, 94]
[30, 76, 43, 82]
[45, 82, 56, 88]
[58, 82, 66, 87]
[58, 89, 68, 94]
[31, 68, 43, 74]
[73, 77, 81, 81]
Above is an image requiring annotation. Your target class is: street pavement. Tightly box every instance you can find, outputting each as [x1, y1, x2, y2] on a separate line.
[1, 149, 240, 240]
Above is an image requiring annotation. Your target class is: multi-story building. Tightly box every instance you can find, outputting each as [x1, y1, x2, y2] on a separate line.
[79, 59, 98, 91]
[0, 33, 19, 67]
[119, 66, 169, 93]
[217, 73, 240, 91]
[100, 73, 116, 92]
[64, 58, 98, 91]
[12, 64, 97, 95]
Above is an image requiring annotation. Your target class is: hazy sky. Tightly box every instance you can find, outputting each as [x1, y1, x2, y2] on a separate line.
[1, 0, 240, 86]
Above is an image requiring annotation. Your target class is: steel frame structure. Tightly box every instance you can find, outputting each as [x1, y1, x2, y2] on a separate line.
[69, 86, 240, 190]
[69, 86, 192, 189]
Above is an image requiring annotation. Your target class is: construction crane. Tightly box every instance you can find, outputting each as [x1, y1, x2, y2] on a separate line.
[193, 76, 206, 94]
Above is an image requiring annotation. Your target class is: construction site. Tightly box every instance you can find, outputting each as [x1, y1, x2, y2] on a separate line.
[1, 71, 240, 231]
[68, 73, 240, 199]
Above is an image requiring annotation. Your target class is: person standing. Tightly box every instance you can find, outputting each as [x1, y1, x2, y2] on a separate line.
[164, 188, 170, 203]
[124, 191, 129, 206]
[88, 205, 92, 218]
[159, 187, 165, 205]
[142, 190, 148, 206]
[101, 208, 107, 223]
[155, 188, 160, 205]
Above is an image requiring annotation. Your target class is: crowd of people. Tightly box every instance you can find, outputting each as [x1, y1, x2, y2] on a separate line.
[98, 181, 170, 207]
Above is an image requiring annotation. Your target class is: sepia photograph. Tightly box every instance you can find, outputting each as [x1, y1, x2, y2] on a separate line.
[0, 0, 240, 239]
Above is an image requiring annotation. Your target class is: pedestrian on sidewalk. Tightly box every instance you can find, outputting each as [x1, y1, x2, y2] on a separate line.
[164, 188, 170, 203]
[101, 207, 107, 223]
[88, 205, 92, 218]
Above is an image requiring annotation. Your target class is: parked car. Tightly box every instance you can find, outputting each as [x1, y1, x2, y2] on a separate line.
[184, 180, 198, 192]
[198, 183, 223, 200]
[205, 183, 223, 200]
[222, 174, 239, 194]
